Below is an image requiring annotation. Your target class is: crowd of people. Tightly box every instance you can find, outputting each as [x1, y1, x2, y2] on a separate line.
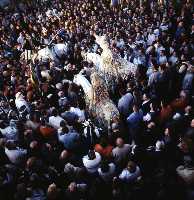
[0, 0, 194, 199]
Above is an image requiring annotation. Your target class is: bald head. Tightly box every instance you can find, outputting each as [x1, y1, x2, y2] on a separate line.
[30, 141, 38, 149]
[26, 157, 37, 169]
[191, 119, 194, 128]
[60, 150, 69, 161]
[116, 138, 124, 148]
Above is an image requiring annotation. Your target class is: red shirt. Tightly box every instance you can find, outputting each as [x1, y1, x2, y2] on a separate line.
[159, 105, 173, 124]
[39, 126, 56, 138]
[170, 98, 188, 112]
[94, 144, 113, 158]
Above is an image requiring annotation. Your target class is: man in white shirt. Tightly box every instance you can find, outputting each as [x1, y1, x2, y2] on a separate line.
[158, 50, 167, 65]
[147, 28, 156, 46]
[82, 150, 101, 174]
[15, 92, 29, 112]
[98, 161, 115, 183]
[17, 32, 25, 47]
[0, 120, 18, 141]
[119, 160, 141, 183]
[49, 108, 64, 129]
[5, 141, 27, 164]
[154, 41, 165, 56]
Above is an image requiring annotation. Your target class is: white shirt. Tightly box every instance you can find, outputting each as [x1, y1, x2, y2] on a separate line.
[160, 23, 168, 31]
[17, 34, 25, 46]
[5, 147, 27, 164]
[128, 43, 136, 50]
[49, 115, 64, 129]
[146, 45, 154, 55]
[0, 126, 18, 141]
[169, 56, 178, 65]
[169, 47, 174, 54]
[82, 152, 101, 173]
[158, 55, 167, 65]
[98, 163, 116, 182]
[154, 44, 165, 55]
[147, 33, 156, 46]
[116, 39, 125, 49]
[119, 166, 141, 182]
[15, 98, 29, 112]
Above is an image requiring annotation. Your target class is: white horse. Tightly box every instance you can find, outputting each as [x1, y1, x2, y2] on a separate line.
[73, 72, 120, 130]
[20, 43, 69, 65]
[34, 43, 69, 63]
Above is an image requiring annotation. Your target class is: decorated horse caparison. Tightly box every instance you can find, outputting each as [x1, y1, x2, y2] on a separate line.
[82, 34, 137, 88]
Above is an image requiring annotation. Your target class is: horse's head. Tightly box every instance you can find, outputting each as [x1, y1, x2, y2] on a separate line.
[73, 73, 86, 86]
[73, 74, 80, 86]
[94, 34, 109, 49]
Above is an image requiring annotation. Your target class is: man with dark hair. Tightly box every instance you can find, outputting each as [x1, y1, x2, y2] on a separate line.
[118, 88, 134, 118]
[127, 104, 143, 144]
[82, 149, 101, 174]
[98, 160, 115, 183]
[57, 125, 80, 151]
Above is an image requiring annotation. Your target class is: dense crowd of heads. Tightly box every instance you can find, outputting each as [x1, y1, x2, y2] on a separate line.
[0, 0, 194, 200]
